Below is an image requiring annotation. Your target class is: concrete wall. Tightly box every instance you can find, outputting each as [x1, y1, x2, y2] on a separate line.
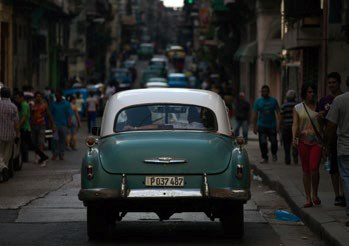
[0, 2, 13, 89]
[256, 10, 279, 100]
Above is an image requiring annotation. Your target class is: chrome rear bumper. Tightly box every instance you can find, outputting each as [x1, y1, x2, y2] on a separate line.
[78, 188, 251, 201]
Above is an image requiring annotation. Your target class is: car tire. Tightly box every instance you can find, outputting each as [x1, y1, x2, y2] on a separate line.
[219, 202, 244, 239]
[87, 205, 112, 240]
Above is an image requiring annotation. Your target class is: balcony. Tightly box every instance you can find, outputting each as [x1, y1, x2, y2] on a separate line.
[284, 0, 322, 18]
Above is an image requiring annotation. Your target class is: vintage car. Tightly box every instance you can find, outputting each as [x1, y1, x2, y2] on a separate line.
[137, 43, 154, 60]
[145, 77, 168, 88]
[168, 73, 188, 88]
[78, 88, 251, 239]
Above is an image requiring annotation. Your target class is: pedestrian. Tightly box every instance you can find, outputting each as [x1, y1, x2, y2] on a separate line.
[252, 85, 280, 163]
[15, 91, 49, 165]
[234, 92, 251, 143]
[75, 92, 84, 117]
[49, 90, 73, 160]
[318, 72, 346, 207]
[292, 82, 322, 208]
[326, 76, 349, 226]
[279, 90, 298, 165]
[87, 91, 98, 134]
[31, 91, 54, 166]
[66, 96, 80, 150]
[0, 87, 19, 182]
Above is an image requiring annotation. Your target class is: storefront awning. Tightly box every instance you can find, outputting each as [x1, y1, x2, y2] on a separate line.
[233, 41, 257, 63]
[261, 39, 282, 60]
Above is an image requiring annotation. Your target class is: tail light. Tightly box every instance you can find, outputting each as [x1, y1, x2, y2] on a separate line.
[236, 136, 245, 146]
[87, 165, 94, 180]
[86, 136, 96, 148]
[236, 164, 243, 179]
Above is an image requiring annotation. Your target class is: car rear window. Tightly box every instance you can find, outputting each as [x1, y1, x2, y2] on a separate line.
[114, 104, 217, 132]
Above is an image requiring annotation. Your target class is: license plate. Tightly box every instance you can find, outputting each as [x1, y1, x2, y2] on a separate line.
[145, 176, 184, 187]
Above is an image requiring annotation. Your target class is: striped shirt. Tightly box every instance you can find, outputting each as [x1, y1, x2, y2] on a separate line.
[0, 98, 19, 141]
[280, 100, 297, 129]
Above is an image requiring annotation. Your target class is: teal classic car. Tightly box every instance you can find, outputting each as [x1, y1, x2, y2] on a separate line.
[78, 88, 251, 239]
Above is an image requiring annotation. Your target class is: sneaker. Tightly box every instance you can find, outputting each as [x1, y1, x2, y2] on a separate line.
[51, 154, 58, 161]
[39, 156, 49, 164]
[260, 159, 268, 164]
[272, 155, 277, 162]
[40, 162, 47, 167]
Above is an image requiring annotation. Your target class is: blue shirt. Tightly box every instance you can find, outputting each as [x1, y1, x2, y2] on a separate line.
[49, 100, 72, 127]
[253, 96, 279, 128]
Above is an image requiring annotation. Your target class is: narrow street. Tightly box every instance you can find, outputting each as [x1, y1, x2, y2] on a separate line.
[0, 121, 325, 245]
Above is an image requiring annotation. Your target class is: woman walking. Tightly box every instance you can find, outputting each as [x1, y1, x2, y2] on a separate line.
[66, 96, 80, 150]
[292, 82, 323, 208]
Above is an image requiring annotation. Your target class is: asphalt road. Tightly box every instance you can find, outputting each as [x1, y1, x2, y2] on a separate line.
[0, 133, 325, 245]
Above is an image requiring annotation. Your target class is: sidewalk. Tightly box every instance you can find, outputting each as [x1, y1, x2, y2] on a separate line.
[245, 130, 349, 246]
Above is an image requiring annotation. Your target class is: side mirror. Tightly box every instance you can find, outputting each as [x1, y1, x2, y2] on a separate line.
[91, 127, 101, 136]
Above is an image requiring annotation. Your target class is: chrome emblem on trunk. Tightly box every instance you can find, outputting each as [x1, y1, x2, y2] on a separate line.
[144, 157, 187, 164]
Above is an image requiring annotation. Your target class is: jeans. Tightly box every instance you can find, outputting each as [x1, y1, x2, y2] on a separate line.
[282, 127, 298, 163]
[234, 119, 249, 142]
[52, 126, 67, 156]
[21, 130, 48, 162]
[87, 111, 97, 133]
[258, 126, 278, 160]
[338, 155, 349, 216]
[0, 140, 13, 170]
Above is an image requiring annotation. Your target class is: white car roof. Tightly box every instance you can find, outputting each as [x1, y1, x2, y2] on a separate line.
[100, 88, 232, 137]
[145, 82, 168, 88]
[168, 73, 186, 78]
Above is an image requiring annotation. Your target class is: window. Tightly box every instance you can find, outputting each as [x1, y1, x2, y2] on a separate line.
[114, 104, 217, 132]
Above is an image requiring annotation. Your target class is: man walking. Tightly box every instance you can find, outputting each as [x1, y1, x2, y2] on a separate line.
[15, 91, 49, 165]
[0, 87, 19, 182]
[234, 92, 250, 143]
[279, 90, 298, 165]
[49, 90, 72, 160]
[252, 85, 280, 163]
[31, 91, 54, 166]
[326, 76, 349, 226]
[319, 72, 345, 206]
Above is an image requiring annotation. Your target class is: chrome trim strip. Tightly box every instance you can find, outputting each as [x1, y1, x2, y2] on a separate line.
[128, 189, 202, 198]
[143, 157, 187, 164]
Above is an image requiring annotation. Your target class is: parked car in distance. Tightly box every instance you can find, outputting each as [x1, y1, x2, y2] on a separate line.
[78, 88, 251, 240]
[141, 69, 163, 87]
[166, 45, 185, 60]
[110, 68, 133, 89]
[137, 43, 154, 60]
[145, 77, 168, 88]
[167, 73, 188, 88]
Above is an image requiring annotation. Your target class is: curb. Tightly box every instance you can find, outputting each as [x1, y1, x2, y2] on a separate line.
[251, 163, 348, 246]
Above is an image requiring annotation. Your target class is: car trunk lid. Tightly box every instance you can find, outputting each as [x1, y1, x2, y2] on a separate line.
[98, 132, 232, 174]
